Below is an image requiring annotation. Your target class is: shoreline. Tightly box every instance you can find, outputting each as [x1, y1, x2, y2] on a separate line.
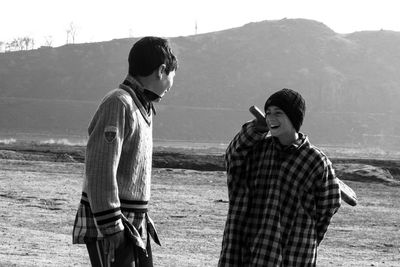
[0, 142, 399, 185]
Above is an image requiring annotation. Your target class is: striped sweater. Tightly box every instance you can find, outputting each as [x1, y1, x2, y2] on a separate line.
[81, 80, 153, 236]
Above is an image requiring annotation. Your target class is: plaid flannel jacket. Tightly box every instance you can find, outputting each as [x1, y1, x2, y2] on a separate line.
[219, 121, 341, 266]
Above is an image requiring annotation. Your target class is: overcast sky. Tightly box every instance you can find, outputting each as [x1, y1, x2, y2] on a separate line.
[1, 0, 400, 47]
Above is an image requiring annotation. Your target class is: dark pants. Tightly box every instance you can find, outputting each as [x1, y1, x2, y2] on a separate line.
[86, 233, 153, 267]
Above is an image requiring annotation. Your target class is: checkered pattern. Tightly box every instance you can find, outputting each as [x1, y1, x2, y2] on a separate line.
[72, 192, 160, 247]
[73, 192, 143, 243]
[219, 121, 341, 266]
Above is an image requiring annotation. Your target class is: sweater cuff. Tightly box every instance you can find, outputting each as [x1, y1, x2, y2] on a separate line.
[100, 218, 125, 236]
[93, 207, 125, 236]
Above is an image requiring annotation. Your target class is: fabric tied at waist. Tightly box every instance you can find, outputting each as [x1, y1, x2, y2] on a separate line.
[79, 192, 160, 249]
[122, 213, 161, 258]
[146, 213, 160, 246]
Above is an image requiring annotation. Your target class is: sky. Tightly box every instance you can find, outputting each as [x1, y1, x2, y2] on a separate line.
[1, 0, 400, 48]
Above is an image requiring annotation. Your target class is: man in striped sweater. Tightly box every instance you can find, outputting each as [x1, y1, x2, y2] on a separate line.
[72, 37, 178, 267]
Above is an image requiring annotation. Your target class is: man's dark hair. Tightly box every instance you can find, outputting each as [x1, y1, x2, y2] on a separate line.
[128, 36, 178, 77]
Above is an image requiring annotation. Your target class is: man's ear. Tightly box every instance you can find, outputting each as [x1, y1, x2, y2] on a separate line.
[157, 64, 166, 79]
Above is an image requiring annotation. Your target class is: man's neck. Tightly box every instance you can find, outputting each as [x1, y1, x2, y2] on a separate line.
[277, 132, 299, 146]
[123, 75, 156, 114]
[134, 76, 160, 102]
[142, 89, 159, 102]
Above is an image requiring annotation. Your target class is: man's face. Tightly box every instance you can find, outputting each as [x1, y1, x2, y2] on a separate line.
[152, 69, 176, 101]
[265, 105, 296, 138]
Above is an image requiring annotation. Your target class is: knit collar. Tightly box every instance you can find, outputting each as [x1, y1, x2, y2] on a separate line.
[122, 74, 156, 115]
[119, 75, 154, 126]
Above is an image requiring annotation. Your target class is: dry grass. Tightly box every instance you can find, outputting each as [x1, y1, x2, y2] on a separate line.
[0, 156, 399, 266]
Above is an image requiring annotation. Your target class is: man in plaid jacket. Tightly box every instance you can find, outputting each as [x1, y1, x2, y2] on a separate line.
[219, 88, 341, 266]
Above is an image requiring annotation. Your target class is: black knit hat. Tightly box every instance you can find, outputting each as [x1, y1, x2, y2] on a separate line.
[264, 88, 306, 132]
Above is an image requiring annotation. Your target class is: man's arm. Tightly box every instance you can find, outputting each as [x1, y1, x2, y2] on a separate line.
[315, 160, 341, 245]
[225, 120, 267, 197]
[85, 96, 127, 236]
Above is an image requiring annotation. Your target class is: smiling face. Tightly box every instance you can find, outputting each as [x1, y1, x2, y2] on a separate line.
[265, 105, 298, 145]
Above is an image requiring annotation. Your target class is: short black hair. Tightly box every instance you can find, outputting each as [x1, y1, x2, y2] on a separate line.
[128, 36, 178, 77]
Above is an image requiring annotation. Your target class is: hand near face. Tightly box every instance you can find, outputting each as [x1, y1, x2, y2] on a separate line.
[249, 106, 269, 133]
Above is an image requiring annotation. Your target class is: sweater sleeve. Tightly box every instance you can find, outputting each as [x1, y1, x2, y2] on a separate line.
[225, 121, 267, 199]
[85, 96, 128, 236]
[315, 159, 341, 244]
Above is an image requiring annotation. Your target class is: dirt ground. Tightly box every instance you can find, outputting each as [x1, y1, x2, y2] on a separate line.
[0, 156, 399, 266]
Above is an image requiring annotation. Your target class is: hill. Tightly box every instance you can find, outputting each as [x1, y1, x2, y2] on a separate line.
[1, 18, 400, 149]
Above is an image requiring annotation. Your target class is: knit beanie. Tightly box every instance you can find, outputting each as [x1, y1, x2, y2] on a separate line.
[264, 88, 306, 132]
